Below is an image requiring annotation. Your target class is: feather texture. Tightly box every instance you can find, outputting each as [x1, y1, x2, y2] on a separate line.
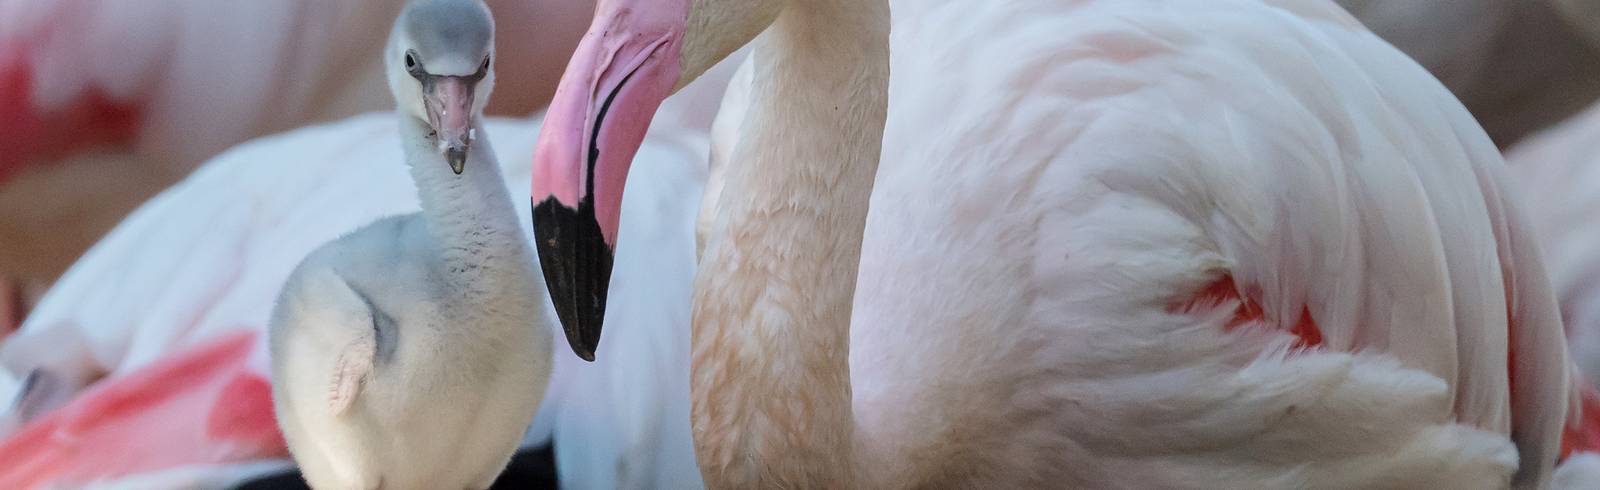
[809, 0, 1572, 486]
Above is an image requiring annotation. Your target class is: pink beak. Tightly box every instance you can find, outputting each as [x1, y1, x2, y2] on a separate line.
[529, 0, 689, 361]
[424, 76, 476, 174]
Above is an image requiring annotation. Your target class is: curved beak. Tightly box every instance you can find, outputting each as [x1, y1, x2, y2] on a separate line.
[424, 76, 476, 174]
[530, 3, 686, 361]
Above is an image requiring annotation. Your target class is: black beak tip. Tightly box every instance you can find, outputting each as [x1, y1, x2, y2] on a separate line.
[565, 324, 598, 362]
[532, 196, 615, 362]
[447, 148, 467, 175]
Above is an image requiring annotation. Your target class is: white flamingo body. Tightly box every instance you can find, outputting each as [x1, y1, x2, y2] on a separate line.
[847, 2, 1566, 486]
[271, 203, 548, 490]
[272, 204, 549, 490]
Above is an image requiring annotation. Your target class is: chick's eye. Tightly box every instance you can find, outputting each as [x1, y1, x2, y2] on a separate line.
[404, 52, 417, 69]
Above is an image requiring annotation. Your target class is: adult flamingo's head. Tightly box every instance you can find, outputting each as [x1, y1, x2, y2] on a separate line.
[532, 0, 781, 360]
[386, 0, 496, 174]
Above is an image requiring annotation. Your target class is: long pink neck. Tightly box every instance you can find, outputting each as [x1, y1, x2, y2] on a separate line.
[689, 0, 891, 487]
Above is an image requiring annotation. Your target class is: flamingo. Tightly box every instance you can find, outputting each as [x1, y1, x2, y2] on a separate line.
[531, 0, 1571, 487]
[267, 2, 554, 488]
[1336, 0, 1600, 147]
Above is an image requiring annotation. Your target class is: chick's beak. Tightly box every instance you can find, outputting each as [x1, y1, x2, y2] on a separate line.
[425, 76, 476, 174]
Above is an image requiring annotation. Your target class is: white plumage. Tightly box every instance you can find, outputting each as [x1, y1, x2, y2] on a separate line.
[667, 0, 1571, 487]
[268, 2, 549, 488]
[861, 1, 1567, 486]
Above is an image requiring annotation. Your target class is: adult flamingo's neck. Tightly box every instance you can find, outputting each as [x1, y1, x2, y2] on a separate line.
[688, 0, 890, 486]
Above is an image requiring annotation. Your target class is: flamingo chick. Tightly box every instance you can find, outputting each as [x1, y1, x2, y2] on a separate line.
[269, 1, 550, 488]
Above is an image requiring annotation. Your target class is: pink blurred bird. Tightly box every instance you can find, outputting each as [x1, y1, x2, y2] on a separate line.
[0, 330, 284, 489]
[0, 0, 596, 288]
[1510, 103, 1600, 389]
[1505, 102, 1600, 484]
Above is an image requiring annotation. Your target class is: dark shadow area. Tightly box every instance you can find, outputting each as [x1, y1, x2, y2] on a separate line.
[232, 443, 559, 490]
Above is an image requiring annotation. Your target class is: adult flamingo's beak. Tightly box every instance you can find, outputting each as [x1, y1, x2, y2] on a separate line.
[530, 1, 686, 361]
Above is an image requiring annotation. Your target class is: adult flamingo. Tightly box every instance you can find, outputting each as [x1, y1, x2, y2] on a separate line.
[532, 0, 1570, 487]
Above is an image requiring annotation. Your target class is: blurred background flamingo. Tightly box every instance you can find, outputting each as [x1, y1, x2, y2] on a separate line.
[1506, 103, 1600, 483]
[0, 0, 595, 304]
[1, 0, 1599, 487]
